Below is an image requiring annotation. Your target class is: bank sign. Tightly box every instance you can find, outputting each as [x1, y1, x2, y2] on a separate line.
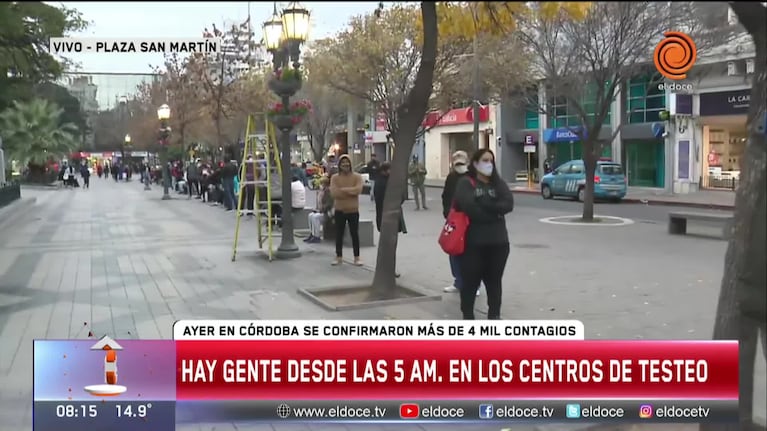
[699, 89, 750, 116]
[543, 126, 586, 143]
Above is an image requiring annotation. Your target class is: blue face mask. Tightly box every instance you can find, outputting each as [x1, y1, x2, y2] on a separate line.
[475, 161, 494, 176]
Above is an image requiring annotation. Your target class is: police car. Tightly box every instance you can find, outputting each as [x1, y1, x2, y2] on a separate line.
[540, 159, 627, 202]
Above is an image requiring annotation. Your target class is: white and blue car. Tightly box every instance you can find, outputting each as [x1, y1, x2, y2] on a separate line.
[540, 159, 627, 202]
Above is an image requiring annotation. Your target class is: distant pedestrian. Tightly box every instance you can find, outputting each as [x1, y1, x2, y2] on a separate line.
[329, 154, 363, 266]
[453, 149, 514, 320]
[366, 154, 380, 202]
[543, 154, 555, 174]
[441, 151, 479, 296]
[80, 163, 90, 189]
[408, 156, 428, 210]
[243, 154, 256, 216]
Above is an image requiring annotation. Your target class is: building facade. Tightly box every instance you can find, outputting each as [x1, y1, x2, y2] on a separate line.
[495, 39, 755, 193]
[423, 105, 495, 180]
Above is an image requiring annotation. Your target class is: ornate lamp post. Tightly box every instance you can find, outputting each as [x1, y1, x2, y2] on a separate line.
[157, 104, 172, 200]
[263, 1, 310, 260]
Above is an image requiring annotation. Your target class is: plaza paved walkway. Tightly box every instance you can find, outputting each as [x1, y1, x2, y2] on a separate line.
[0, 179, 762, 430]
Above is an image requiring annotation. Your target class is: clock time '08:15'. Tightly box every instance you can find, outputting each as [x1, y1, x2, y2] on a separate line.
[56, 404, 97, 418]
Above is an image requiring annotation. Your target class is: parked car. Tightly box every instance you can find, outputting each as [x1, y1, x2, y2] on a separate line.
[540, 159, 627, 202]
[355, 163, 371, 194]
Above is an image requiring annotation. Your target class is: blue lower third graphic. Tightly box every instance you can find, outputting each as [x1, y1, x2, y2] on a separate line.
[479, 404, 494, 419]
[566, 404, 581, 419]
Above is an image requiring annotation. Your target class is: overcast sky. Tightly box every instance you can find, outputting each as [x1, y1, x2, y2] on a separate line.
[57, 1, 382, 73]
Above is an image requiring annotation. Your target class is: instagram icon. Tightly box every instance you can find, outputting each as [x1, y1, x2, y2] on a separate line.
[639, 404, 654, 419]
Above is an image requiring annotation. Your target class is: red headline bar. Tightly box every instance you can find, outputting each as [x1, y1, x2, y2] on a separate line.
[175, 340, 738, 400]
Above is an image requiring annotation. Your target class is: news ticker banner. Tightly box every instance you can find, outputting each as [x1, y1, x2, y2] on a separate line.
[49, 37, 221, 55]
[35, 399, 736, 429]
[33, 321, 738, 430]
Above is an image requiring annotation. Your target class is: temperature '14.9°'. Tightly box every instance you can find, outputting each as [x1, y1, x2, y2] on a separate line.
[115, 403, 152, 418]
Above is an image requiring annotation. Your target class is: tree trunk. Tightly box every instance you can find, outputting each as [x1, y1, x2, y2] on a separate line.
[581, 140, 597, 221]
[310, 133, 325, 162]
[700, 4, 767, 431]
[370, 1, 438, 295]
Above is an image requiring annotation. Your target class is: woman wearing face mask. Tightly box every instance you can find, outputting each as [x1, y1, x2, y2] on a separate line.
[453, 149, 514, 320]
[329, 154, 364, 266]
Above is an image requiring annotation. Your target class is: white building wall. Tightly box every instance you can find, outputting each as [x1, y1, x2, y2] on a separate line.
[424, 121, 496, 181]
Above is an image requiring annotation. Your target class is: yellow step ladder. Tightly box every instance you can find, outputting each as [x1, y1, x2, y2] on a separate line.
[231, 114, 283, 261]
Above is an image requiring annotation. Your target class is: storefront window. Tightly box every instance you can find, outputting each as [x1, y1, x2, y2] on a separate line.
[524, 107, 539, 129]
[549, 85, 611, 128]
[627, 75, 666, 124]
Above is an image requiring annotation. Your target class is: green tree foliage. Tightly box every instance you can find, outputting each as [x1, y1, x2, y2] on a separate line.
[0, 2, 87, 110]
[0, 99, 80, 176]
[34, 82, 88, 136]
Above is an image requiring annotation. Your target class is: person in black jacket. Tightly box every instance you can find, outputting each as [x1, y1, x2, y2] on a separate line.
[442, 151, 480, 295]
[221, 160, 238, 211]
[373, 162, 407, 234]
[453, 148, 514, 320]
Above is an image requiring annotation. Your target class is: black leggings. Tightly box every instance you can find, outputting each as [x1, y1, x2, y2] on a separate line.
[459, 242, 510, 320]
[334, 211, 360, 258]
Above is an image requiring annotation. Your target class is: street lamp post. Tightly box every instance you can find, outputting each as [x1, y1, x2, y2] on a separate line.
[157, 104, 172, 200]
[263, 1, 310, 260]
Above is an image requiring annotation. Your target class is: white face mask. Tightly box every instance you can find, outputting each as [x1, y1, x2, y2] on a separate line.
[454, 164, 467, 174]
[475, 161, 494, 176]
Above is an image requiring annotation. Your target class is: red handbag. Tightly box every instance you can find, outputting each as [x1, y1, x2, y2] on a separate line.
[438, 178, 475, 255]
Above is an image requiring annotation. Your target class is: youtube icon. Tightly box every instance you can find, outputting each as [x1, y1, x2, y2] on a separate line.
[399, 403, 420, 419]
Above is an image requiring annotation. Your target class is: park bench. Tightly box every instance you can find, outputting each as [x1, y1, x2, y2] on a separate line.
[293, 207, 314, 230]
[668, 211, 734, 240]
[323, 218, 375, 247]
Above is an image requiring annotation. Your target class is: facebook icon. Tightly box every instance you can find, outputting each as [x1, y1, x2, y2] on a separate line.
[479, 404, 494, 419]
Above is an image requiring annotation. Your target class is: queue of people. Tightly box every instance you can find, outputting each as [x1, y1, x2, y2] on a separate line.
[77, 148, 513, 320]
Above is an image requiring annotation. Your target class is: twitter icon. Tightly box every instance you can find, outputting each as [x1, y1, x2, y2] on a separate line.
[566, 404, 581, 419]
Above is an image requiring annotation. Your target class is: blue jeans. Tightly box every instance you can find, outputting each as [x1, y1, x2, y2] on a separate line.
[449, 254, 463, 290]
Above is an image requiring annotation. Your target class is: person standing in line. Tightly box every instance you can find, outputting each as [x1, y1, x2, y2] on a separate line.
[441, 151, 480, 296]
[186, 160, 200, 199]
[366, 153, 380, 202]
[242, 154, 257, 217]
[408, 156, 428, 210]
[221, 160, 238, 211]
[329, 154, 364, 266]
[453, 149, 514, 320]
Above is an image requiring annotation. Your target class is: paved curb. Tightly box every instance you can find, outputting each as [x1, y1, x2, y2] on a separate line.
[0, 197, 37, 233]
[620, 197, 734, 211]
[427, 183, 735, 210]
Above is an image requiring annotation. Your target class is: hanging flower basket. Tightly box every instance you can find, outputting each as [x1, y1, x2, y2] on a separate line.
[267, 99, 313, 131]
[269, 68, 302, 95]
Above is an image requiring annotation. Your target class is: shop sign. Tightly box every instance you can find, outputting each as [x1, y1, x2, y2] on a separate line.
[422, 106, 490, 128]
[699, 89, 750, 116]
[543, 126, 586, 143]
[523, 134, 537, 152]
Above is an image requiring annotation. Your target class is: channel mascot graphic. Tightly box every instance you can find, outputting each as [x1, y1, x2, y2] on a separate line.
[83, 335, 127, 396]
